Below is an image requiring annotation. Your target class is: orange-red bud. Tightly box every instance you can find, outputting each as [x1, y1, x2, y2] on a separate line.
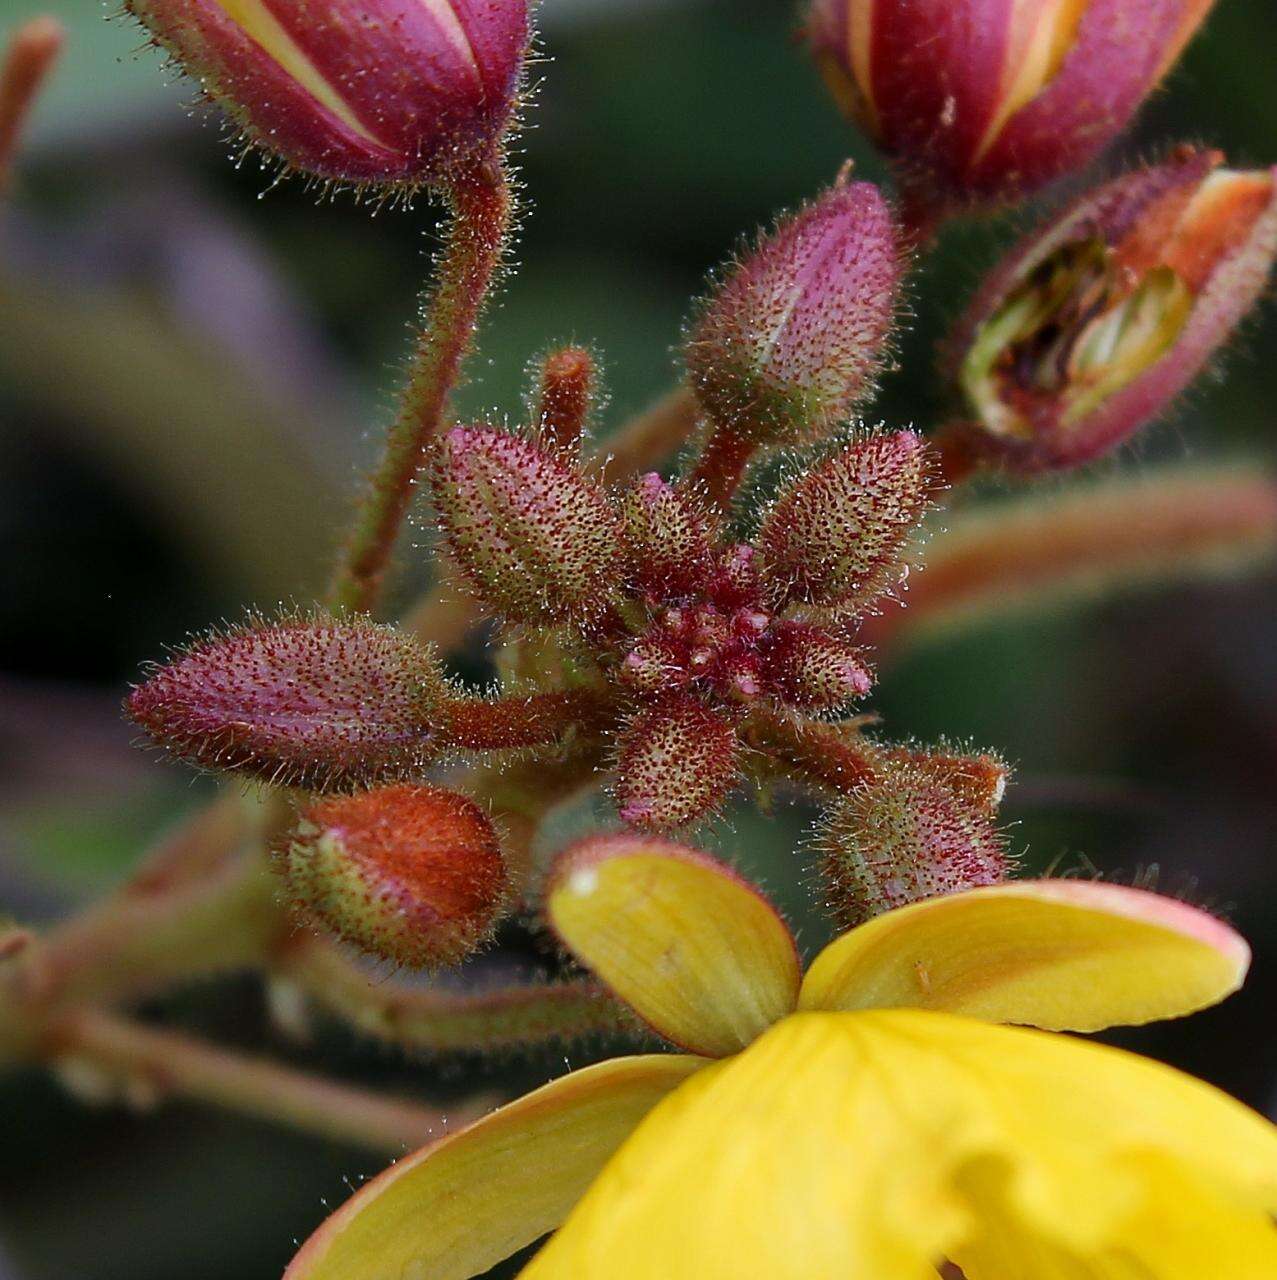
[277, 783, 507, 969]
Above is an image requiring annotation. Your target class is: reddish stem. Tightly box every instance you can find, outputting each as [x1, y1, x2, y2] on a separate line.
[745, 707, 880, 793]
[441, 686, 614, 752]
[329, 161, 513, 615]
[685, 421, 758, 509]
[0, 16, 64, 193]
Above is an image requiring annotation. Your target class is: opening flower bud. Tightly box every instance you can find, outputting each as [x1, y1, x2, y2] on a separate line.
[951, 150, 1277, 471]
[277, 784, 507, 969]
[757, 430, 934, 614]
[432, 427, 624, 624]
[615, 695, 739, 831]
[125, 615, 446, 789]
[808, 0, 1217, 215]
[125, 0, 529, 188]
[685, 176, 900, 447]
[820, 760, 1010, 928]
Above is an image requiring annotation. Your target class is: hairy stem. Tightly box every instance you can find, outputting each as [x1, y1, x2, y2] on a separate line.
[43, 1009, 487, 1153]
[744, 707, 880, 794]
[442, 685, 615, 752]
[860, 465, 1277, 653]
[279, 937, 630, 1054]
[535, 345, 595, 452]
[329, 162, 514, 615]
[685, 421, 757, 509]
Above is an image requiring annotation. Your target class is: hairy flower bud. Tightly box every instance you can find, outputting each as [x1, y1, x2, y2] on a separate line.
[757, 430, 933, 613]
[808, 0, 1215, 216]
[277, 784, 506, 968]
[615, 696, 738, 831]
[820, 760, 1010, 927]
[620, 473, 717, 600]
[125, 0, 529, 188]
[948, 149, 1277, 472]
[761, 622, 873, 711]
[126, 615, 446, 789]
[685, 176, 900, 446]
[432, 427, 624, 624]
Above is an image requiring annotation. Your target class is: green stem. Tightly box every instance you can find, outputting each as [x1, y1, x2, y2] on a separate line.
[329, 161, 514, 615]
[43, 1009, 489, 1154]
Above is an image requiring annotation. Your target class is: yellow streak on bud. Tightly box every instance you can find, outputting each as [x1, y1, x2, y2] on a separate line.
[973, 0, 1091, 164]
[844, 0, 878, 133]
[212, 0, 384, 147]
[1153, 0, 1216, 83]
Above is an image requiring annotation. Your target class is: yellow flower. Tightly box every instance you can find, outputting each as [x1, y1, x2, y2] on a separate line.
[285, 837, 1275, 1280]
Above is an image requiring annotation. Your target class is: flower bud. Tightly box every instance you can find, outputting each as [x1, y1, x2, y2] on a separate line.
[757, 430, 934, 613]
[808, 0, 1215, 215]
[126, 0, 529, 188]
[820, 760, 1010, 927]
[431, 427, 624, 624]
[948, 150, 1277, 471]
[761, 622, 873, 711]
[620, 473, 717, 600]
[615, 696, 738, 831]
[277, 784, 506, 969]
[125, 615, 446, 789]
[685, 176, 900, 446]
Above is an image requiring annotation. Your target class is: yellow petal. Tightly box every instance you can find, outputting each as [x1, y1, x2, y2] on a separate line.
[521, 1010, 1277, 1280]
[800, 879, 1249, 1031]
[546, 836, 800, 1056]
[285, 1053, 704, 1280]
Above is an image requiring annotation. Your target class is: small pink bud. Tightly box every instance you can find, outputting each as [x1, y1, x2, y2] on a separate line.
[126, 615, 446, 789]
[685, 177, 900, 446]
[947, 149, 1277, 472]
[615, 696, 739, 831]
[125, 0, 529, 188]
[809, 0, 1216, 216]
[757, 430, 934, 613]
[432, 427, 624, 624]
[619, 640, 688, 697]
[762, 622, 873, 710]
[277, 784, 507, 969]
[820, 758, 1010, 927]
[620, 473, 717, 599]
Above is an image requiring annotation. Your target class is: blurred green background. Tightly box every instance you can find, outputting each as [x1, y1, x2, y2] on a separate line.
[1, 0, 1275, 1276]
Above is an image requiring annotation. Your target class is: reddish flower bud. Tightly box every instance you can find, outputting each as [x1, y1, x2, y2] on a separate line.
[819, 759, 1010, 927]
[615, 696, 739, 831]
[761, 622, 873, 711]
[277, 784, 506, 968]
[125, 0, 529, 188]
[757, 430, 934, 613]
[533, 345, 596, 454]
[431, 427, 624, 624]
[620, 473, 717, 600]
[125, 615, 446, 789]
[685, 176, 900, 446]
[808, 0, 1215, 215]
[948, 150, 1277, 471]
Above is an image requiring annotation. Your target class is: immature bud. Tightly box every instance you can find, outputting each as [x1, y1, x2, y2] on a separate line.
[620, 473, 717, 599]
[761, 622, 873, 711]
[949, 150, 1277, 472]
[615, 696, 738, 830]
[685, 177, 900, 447]
[125, 615, 446, 789]
[533, 346, 596, 453]
[432, 427, 624, 624]
[808, 0, 1216, 217]
[820, 760, 1010, 928]
[125, 0, 529, 188]
[277, 784, 506, 969]
[757, 430, 933, 613]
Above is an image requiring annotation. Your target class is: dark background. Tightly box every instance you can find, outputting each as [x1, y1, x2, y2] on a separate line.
[1, 0, 1275, 1276]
